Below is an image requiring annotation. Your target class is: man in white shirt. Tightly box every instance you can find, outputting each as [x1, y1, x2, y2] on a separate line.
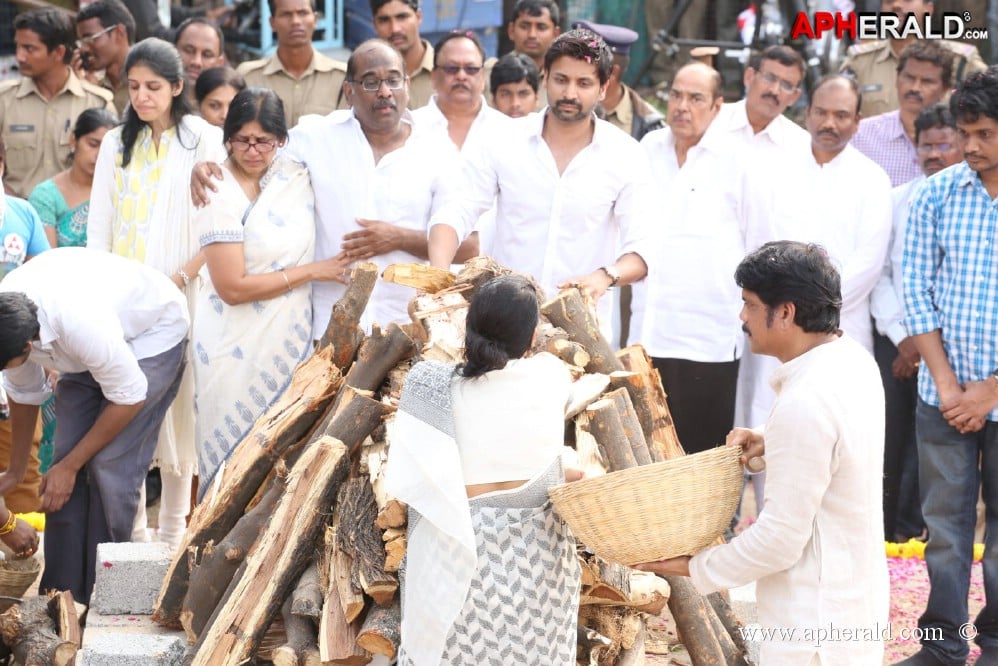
[196, 39, 472, 335]
[429, 29, 652, 332]
[0, 247, 189, 605]
[631, 62, 747, 455]
[872, 103, 961, 543]
[638, 240, 889, 665]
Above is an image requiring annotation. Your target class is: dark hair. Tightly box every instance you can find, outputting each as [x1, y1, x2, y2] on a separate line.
[914, 102, 956, 143]
[73, 107, 118, 137]
[896, 40, 954, 88]
[509, 0, 559, 27]
[749, 45, 805, 83]
[346, 39, 403, 80]
[267, 0, 316, 16]
[223, 87, 288, 145]
[194, 66, 246, 105]
[950, 67, 998, 124]
[544, 28, 612, 85]
[120, 38, 192, 167]
[432, 31, 485, 67]
[14, 7, 74, 64]
[174, 17, 225, 54]
[490, 51, 539, 95]
[76, 0, 136, 44]
[457, 275, 539, 379]
[808, 73, 861, 115]
[0, 293, 40, 370]
[370, 0, 418, 14]
[735, 241, 842, 334]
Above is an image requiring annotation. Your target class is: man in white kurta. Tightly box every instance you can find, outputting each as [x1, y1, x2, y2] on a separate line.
[637, 241, 889, 665]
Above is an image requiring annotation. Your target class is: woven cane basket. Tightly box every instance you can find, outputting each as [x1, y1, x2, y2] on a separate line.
[549, 446, 744, 566]
[0, 546, 41, 612]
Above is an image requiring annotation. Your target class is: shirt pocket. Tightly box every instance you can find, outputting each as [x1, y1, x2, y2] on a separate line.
[4, 124, 39, 178]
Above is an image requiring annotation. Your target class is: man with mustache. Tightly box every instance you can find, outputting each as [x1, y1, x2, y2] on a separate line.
[871, 103, 961, 546]
[237, 0, 347, 127]
[897, 68, 998, 666]
[370, 0, 433, 109]
[73, 0, 135, 114]
[851, 40, 953, 187]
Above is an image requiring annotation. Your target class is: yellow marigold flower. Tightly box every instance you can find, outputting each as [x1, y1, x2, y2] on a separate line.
[15, 512, 45, 532]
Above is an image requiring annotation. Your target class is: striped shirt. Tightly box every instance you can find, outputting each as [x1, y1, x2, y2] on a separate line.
[903, 161, 998, 420]
[851, 110, 921, 187]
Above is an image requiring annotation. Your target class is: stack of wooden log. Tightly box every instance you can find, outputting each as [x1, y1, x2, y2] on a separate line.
[148, 256, 749, 665]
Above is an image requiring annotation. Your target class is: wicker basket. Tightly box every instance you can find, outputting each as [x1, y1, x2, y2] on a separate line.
[0, 545, 41, 612]
[549, 446, 744, 566]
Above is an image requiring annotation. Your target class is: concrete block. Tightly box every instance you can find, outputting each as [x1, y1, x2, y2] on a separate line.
[82, 613, 181, 647]
[91, 542, 173, 615]
[78, 633, 185, 665]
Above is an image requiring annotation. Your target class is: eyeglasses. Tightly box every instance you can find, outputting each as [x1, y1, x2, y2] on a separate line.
[436, 64, 483, 76]
[758, 70, 800, 94]
[229, 137, 278, 153]
[350, 76, 406, 92]
[75, 24, 116, 49]
[917, 142, 954, 154]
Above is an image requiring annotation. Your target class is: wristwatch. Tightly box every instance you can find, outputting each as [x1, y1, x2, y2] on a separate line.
[599, 265, 621, 288]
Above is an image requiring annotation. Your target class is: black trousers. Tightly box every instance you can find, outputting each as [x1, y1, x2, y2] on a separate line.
[651, 357, 740, 455]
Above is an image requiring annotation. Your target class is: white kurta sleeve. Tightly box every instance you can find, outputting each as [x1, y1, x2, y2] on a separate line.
[86, 129, 121, 252]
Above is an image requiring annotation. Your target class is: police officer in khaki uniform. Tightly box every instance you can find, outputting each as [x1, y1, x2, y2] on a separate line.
[370, 0, 434, 109]
[840, 0, 986, 117]
[237, 0, 347, 127]
[574, 20, 664, 141]
[1, 7, 114, 198]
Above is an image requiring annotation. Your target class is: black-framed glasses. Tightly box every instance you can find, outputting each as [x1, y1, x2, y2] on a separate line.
[350, 75, 406, 92]
[436, 64, 483, 76]
[75, 24, 116, 49]
[758, 70, 800, 94]
[229, 137, 278, 153]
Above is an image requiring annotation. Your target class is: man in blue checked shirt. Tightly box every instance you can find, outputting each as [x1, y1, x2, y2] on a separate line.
[898, 68, 998, 666]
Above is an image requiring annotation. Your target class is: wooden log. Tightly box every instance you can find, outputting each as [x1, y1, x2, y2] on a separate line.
[616, 345, 685, 460]
[383, 533, 406, 573]
[607, 371, 653, 447]
[707, 591, 749, 661]
[318, 548, 370, 665]
[191, 437, 351, 666]
[381, 263, 455, 293]
[452, 255, 511, 300]
[574, 413, 609, 479]
[706, 594, 746, 666]
[271, 597, 321, 666]
[342, 323, 416, 393]
[180, 471, 287, 642]
[581, 570, 670, 615]
[291, 561, 323, 620]
[409, 292, 469, 363]
[664, 577, 727, 666]
[584, 399, 637, 472]
[576, 625, 613, 665]
[153, 348, 342, 628]
[544, 337, 591, 368]
[541, 288, 624, 375]
[605, 387, 653, 466]
[583, 558, 631, 604]
[46, 591, 80, 652]
[318, 261, 379, 370]
[564, 373, 611, 421]
[334, 542, 365, 623]
[0, 596, 75, 666]
[615, 623, 646, 666]
[337, 479, 398, 606]
[355, 597, 400, 659]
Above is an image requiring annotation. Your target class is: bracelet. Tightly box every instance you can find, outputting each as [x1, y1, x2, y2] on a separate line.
[280, 269, 292, 293]
[0, 510, 17, 536]
[178, 269, 191, 287]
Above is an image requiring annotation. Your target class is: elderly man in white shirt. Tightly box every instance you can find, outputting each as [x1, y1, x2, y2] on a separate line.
[0, 247, 189, 606]
[429, 29, 651, 331]
[638, 241, 889, 665]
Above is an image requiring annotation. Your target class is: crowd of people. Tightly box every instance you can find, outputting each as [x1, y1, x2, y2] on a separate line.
[0, 0, 995, 663]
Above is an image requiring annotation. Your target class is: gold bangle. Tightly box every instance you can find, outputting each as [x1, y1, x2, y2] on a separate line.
[280, 269, 292, 293]
[0, 511, 17, 536]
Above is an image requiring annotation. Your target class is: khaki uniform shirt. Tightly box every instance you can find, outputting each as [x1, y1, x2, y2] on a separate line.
[407, 40, 435, 110]
[99, 74, 130, 115]
[605, 85, 634, 136]
[238, 49, 348, 127]
[840, 39, 987, 118]
[0, 69, 115, 198]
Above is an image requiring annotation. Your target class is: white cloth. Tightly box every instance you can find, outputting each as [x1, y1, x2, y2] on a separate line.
[451, 353, 570, 485]
[0, 247, 189, 405]
[286, 109, 461, 336]
[630, 125, 750, 361]
[711, 100, 812, 177]
[871, 176, 923, 346]
[689, 335, 889, 665]
[737, 144, 892, 427]
[433, 111, 654, 329]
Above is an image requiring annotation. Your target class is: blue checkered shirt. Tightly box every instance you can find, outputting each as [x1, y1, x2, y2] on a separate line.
[903, 161, 998, 420]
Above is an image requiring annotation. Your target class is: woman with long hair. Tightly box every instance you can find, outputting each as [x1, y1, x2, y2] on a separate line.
[193, 87, 349, 498]
[87, 37, 225, 550]
[385, 275, 582, 664]
[194, 66, 245, 128]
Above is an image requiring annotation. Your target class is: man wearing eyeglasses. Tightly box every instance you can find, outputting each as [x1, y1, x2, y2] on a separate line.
[74, 0, 135, 114]
[0, 7, 114, 198]
[851, 41, 953, 188]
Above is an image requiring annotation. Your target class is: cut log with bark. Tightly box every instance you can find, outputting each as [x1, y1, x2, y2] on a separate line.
[191, 437, 351, 666]
[0, 595, 75, 666]
[290, 562, 323, 620]
[544, 337, 591, 368]
[581, 570, 670, 616]
[318, 261, 379, 369]
[318, 536, 370, 665]
[707, 591, 749, 661]
[311, 385, 394, 459]
[355, 596, 400, 659]
[584, 399, 637, 472]
[615, 623, 646, 666]
[452, 255, 513, 300]
[332, 536, 365, 625]
[541, 288, 624, 375]
[270, 597, 321, 666]
[574, 414, 608, 479]
[409, 292, 468, 363]
[577, 605, 644, 666]
[342, 323, 417, 393]
[706, 593, 746, 666]
[664, 577, 727, 666]
[336, 479, 398, 606]
[381, 263, 455, 293]
[605, 388, 653, 467]
[46, 591, 80, 652]
[382, 529, 406, 573]
[565, 373, 611, 421]
[581, 556, 632, 604]
[616, 345, 684, 461]
[153, 348, 343, 628]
